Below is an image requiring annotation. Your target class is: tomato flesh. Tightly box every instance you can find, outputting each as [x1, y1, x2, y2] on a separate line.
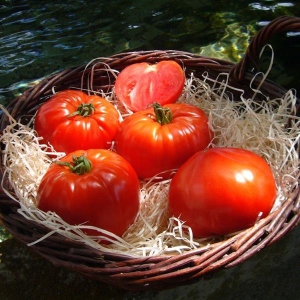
[168, 147, 277, 238]
[115, 60, 185, 112]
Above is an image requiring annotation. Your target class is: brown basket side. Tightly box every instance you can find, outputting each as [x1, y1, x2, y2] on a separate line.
[232, 16, 300, 82]
[1, 16, 300, 291]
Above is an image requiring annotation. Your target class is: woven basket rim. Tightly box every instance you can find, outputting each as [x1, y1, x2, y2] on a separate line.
[1, 15, 300, 291]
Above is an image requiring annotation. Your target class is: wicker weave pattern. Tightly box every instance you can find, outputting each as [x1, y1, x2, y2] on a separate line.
[1, 16, 300, 291]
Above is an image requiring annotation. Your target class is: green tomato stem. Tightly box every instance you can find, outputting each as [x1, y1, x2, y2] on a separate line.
[56, 155, 92, 175]
[153, 102, 172, 125]
[68, 103, 95, 118]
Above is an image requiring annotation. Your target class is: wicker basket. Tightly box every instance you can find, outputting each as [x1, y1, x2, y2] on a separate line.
[1, 16, 300, 291]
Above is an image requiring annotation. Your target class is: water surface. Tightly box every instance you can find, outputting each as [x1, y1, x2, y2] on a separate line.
[0, 0, 299, 105]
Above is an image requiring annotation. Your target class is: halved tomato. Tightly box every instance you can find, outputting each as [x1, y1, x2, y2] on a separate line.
[115, 60, 185, 112]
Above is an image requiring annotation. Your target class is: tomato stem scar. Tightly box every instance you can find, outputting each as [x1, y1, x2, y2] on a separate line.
[68, 103, 95, 118]
[56, 155, 92, 175]
[152, 102, 172, 125]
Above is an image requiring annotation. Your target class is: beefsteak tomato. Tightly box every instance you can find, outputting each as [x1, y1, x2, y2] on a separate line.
[36, 149, 140, 240]
[168, 147, 277, 238]
[114, 60, 185, 112]
[34, 90, 120, 154]
[114, 103, 213, 180]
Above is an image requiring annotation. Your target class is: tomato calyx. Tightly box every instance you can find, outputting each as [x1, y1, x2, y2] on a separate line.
[68, 103, 95, 118]
[153, 102, 172, 125]
[56, 155, 92, 175]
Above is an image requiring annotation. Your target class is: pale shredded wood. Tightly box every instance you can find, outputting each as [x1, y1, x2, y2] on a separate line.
[0, 57, 299, 257]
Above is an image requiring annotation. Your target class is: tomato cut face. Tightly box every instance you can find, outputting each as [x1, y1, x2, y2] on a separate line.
[115, 60, 185, 112]
[168, 147, 277, 238]
[36, 149, 140, 240]
[114, 103, 213, 180]
[34, 90, 120, 154]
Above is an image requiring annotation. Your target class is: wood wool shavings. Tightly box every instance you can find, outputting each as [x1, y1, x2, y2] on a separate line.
[1, 65, 300, 257]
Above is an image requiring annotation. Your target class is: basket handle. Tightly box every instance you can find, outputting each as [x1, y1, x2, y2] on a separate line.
[231, 15, 300, 82]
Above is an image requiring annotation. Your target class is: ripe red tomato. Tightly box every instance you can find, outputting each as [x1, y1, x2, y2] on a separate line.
[34, 90, 120, 154]
[168, 147, 277, 238]
[36, 149, 140, 240]
[114, 103, 213, 180]
[114, 60, 185, 112]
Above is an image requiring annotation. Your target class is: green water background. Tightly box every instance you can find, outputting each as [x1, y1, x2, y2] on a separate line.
[1, 0, 299, 105]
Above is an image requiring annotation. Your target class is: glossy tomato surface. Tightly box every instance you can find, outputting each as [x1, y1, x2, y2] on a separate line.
[114, 103, 213, 180]
[37, 149, 140, 239]
[168, 147, 277, 238]
[34, 90, 120, 154]
[115, 60, 185, 112]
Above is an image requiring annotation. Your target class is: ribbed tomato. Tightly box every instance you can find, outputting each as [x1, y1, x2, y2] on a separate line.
[168, 147, 277, 238]
[114, 103, 213, 180]
[115, 60, 185, 112]
[36, 149, 140, 240]
[34, 90, 120, 154]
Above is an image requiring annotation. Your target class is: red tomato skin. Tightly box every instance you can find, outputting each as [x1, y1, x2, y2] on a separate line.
[37, 149, 140, 238]
[34, 90, 120, 154]
[115, 61, 185, 112]
[168, 148, 277, 238]
[114, 103, 213, 180]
